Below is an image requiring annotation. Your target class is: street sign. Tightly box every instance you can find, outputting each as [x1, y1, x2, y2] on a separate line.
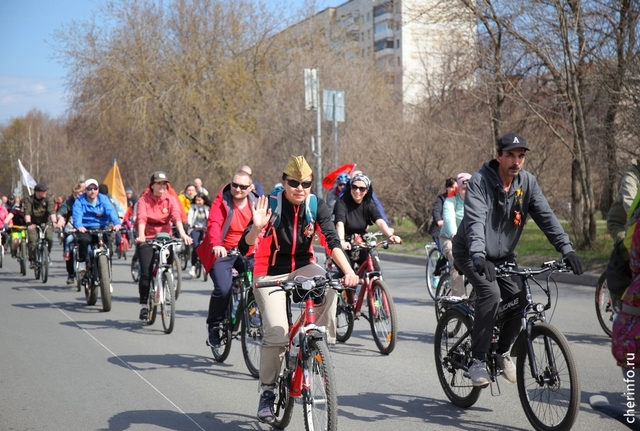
[304, 68, 318, 110]
[323, 89, 345, 122]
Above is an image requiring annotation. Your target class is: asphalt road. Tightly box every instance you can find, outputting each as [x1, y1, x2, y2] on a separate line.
[0, 244, 631, 430]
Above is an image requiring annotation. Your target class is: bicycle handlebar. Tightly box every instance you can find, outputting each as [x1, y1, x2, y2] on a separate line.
[495, 260, 571, 278]
[255, 275, 345, 292]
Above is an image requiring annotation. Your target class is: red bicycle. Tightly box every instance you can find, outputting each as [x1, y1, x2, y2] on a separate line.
[255, 274, 343, 431]
[333, 231, 398, 355]
[116, 229, 130, 260]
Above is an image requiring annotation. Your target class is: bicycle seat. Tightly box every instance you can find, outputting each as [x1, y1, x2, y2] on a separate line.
[155, 232, 172, 240]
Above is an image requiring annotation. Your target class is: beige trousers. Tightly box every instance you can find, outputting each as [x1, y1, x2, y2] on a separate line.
[439, 235, 466, 297]
[253, 263, 337, 389]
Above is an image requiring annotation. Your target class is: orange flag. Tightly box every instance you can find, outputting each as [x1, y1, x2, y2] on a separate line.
[103, 159, 127, 218]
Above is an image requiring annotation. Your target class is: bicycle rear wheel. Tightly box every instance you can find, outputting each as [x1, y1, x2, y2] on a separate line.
[180, 246, 188, 270]
[195, 261, 202, 278]
[303, 338, 338, 431]
[335, 290, 354, 343]
[41, 246, 49, 283]
[435, 273, 451, 320]
[426, 247, 443, 300]
[210, 323, 233, 362]
[98, 255, 111, 312]
[434, 308, 480, 408]
[0, 245, 3, 268]
[516, 322, 580, 431]
[161, 271, 176, 334]
[368, 280, 397, 354]
[130, 255, 140, 282]
[595, 272, 616, 337]
[241, 291, 262, 378]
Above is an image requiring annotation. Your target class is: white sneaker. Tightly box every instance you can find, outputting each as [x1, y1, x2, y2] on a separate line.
[468, 359, 491, 386]
[497, 353, 517, 384]
[188, 266, 196, 277]
[77, 261, 86, 272]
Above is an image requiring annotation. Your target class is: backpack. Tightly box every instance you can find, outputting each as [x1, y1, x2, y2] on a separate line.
[606, 194, 640, 296]
[267, 186, 318, 231]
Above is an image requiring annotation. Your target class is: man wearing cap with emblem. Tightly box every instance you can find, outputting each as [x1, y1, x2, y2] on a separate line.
[23, 184, 57, 268]
[452, 132, 584, 387]
[239, 155, 359, 424]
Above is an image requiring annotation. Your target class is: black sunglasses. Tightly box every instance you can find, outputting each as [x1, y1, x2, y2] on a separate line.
[351, 185, 368, 193]
[285, 178, 313, 189]
[86, 187, 98, 191]
[231, 182, 251, 191]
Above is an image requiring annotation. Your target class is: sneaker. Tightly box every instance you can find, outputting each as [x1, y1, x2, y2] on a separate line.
[257, 390, 276, 423]
[29, 260, 36, 269]
[188, 266, 196, 277]
[66, 276, 75, 285]
[497, 353, 517, 384]
[77, 261, 86, 272]
[468, 359, 491, 387]
[64, 252, 70, 261]
[206, 326, 221, 348]
[139, 307, 149, 321]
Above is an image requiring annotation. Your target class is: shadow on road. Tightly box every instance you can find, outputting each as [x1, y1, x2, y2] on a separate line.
[100, 408, 264, 431]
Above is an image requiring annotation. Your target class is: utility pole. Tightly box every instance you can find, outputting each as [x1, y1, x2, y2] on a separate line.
[304, 68, 323, 198]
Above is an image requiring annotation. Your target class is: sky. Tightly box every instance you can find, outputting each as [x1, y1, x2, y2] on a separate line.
[0, 0, 344, 125]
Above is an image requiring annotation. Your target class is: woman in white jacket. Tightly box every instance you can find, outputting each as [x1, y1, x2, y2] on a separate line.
[187, 193, 210, 276]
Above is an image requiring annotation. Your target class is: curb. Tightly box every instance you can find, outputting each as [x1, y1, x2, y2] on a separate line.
[313, 245, 601, 287]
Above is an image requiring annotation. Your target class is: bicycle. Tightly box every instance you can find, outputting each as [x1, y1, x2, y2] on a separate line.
[131, 243, 180, 301]
[334, 231, 398, 355]
[208, 250, 262, 378]
[434, 260, 580, 431]
[193, 253, 208, 282]
[255, 273, 343, 431]
[144, 233, 177, 334]
[434, 266, 474, 321]
[116, 229, 130, 260]
[79, 228, 114, 312]
[595, 271, 620, 337]
[32, 224, 52, 283]
[10, 225, 29, 276]
[0, 227, 4, 268]
[425, 241, 447, 300]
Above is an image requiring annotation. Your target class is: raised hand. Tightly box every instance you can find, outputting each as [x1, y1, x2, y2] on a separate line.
[251, 196, 272, 230]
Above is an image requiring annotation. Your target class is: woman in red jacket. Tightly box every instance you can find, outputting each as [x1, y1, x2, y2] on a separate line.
[136, 171, 192, 320]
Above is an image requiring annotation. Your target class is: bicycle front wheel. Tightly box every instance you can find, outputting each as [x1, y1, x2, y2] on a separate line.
[41, 246, 49, 283]
[335, 290, 354, 343]
[426, 247, 443, 300]
[161, 271, 176, 334]
[595, 272, 616, 337]
[303, 338, 338, 431]
[368, 280, 397, 355]
[434, 308, 480, 408]
[19, 241, 27, 276]
[516, 322, 580, 431]
[434, 273, 451, 320]
[241, 291, 262, 378]
[98, 255, 112, 312]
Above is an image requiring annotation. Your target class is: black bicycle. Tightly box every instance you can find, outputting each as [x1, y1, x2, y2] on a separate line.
[79, 228, 113, 312]
[595, 271, 620, 337]
[33, 224, 52, 283]
[209, 250, 262, 378]
[434, 260, 580, 431]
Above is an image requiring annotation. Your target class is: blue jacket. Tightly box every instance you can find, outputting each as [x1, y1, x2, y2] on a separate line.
[72, 193, 120, 229]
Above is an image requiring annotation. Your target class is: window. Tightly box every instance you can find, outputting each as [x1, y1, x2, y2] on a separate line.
[397, 56, 401, 66]
[375, 22, 387, 34]
[367, 29, 370, 39]
[367, 12, 371, 22]
[375, 39, 394, 52]
[374, 2, 393, 18]
[396, 39, 400, 48]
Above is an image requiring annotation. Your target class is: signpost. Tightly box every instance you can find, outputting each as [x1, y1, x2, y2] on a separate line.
[304, 68, 323, 198]
[323, 89, 345, 169]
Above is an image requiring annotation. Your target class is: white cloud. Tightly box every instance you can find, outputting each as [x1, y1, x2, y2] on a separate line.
[0, 75, 67, 123]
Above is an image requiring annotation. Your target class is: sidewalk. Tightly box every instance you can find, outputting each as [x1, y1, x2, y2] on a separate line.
[313, 245, 600, 287]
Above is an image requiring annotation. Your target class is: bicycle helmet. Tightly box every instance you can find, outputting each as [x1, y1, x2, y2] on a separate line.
[336, 173, 350, 185]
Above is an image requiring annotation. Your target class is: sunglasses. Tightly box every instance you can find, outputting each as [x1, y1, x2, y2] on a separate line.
[337, 183, 346, 187]
[285, 178, 313, 189]
[231, 182, 251, 191]
[86, 187, 98, 191]
[351, 185, 368, 193]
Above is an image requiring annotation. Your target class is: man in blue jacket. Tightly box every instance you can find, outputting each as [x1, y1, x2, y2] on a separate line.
[72, 178, 121, 271]
[452, 132, 584, 387]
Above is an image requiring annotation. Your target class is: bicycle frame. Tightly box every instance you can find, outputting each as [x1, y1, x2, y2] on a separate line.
[149, 238, 175, 305]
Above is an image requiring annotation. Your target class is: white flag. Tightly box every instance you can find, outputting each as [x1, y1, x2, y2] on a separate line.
[18, 159, 36, 189]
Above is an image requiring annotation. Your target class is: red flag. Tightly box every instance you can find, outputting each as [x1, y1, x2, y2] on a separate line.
[321, 163, 356, 190]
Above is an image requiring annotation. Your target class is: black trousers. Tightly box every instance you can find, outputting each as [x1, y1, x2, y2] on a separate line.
[137, 242, 175, 305]
[206, 255, 247, 327]
[453, 254, 523, 361]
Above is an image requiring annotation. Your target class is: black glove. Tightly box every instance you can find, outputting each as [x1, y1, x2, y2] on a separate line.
[473, 256, 496, 282]
[563, 251, 584, 275]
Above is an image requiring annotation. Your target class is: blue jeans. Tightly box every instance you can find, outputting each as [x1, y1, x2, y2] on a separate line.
[206, 255, 246, 326]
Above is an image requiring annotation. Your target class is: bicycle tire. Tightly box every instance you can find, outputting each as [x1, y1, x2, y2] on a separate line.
[272, 359, 295, 430]
[241, 291, 262, 378]
[85, 274, 98, 306]
[41, 246, 49, 283]
[0, 245, 3, 268]
[335, 290, 354, 343]
[434, 308, 481, 408]
[435, 273, 451, 320]
[147, 283, 157, 325]
[161, 271, 176, 334]
[172, 259, 182, 300]
[34, 246, 41, 280]
[426, 247, 443, 300]
[180, 246, 188, 271]
[195, 261, 202, 278]
[516, 322, 580, 431]
[130, 256, 140, 283]
[210, 324, 233, 362]
[19, 241, 27, 276]
[203, 263, 208, 282]
[368, 279, 398, 355]
[303, 338, 338, 431]
[98, 255, 112, 312]
[595, 272, 615, 337]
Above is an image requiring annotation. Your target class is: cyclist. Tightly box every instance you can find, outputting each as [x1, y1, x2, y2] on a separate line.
[0, 204, 8, 250]
[4, 202, 27, 258]
[125, 188, 137, 207]
[72, 179, 122, 273]
[333, 173, 401, 270]
[178, 183, 197, 215]
[240, 165, 265, 196]
[439, 173, 471, 297]
[607, 158, 640, 242]
[428, 177, 457, 248]
[200, 170, 258, 346]
[4, 193, 18, 211]
[55, 182, 85, 284]
[194, 178, 209, 197]
[187, 192, 210, 277]
[452, 132, 583, 386]
[326, 172, 349, 215]
[238, 155, 358, 424]
[135, 171, 192, 320]
[23, 184, 57, 269]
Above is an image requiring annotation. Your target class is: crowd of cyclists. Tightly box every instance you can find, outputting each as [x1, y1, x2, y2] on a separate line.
[4, 132, 639, 427]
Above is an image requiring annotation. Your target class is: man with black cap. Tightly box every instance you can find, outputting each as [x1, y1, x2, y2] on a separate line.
[23, 184, 57, 268]
[4, 193, 18, 211]
[452, 132, 584, 387]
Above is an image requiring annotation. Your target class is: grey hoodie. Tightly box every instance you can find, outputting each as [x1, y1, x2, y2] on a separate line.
[452, 159, 573, 261]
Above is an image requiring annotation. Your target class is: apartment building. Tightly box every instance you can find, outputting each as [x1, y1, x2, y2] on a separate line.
[289, 0, 476, 106]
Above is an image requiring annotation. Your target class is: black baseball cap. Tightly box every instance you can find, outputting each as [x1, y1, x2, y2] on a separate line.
[497, 132, 530, 152]
[7, 193, 15, 199]
[34, 184, 48, 192]
[150, 171, 169, 183]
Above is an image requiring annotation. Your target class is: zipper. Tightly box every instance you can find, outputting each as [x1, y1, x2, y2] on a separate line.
[291, 206, 299, 271]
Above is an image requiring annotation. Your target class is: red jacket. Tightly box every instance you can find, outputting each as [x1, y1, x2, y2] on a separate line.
[136, 191, 182, 238]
